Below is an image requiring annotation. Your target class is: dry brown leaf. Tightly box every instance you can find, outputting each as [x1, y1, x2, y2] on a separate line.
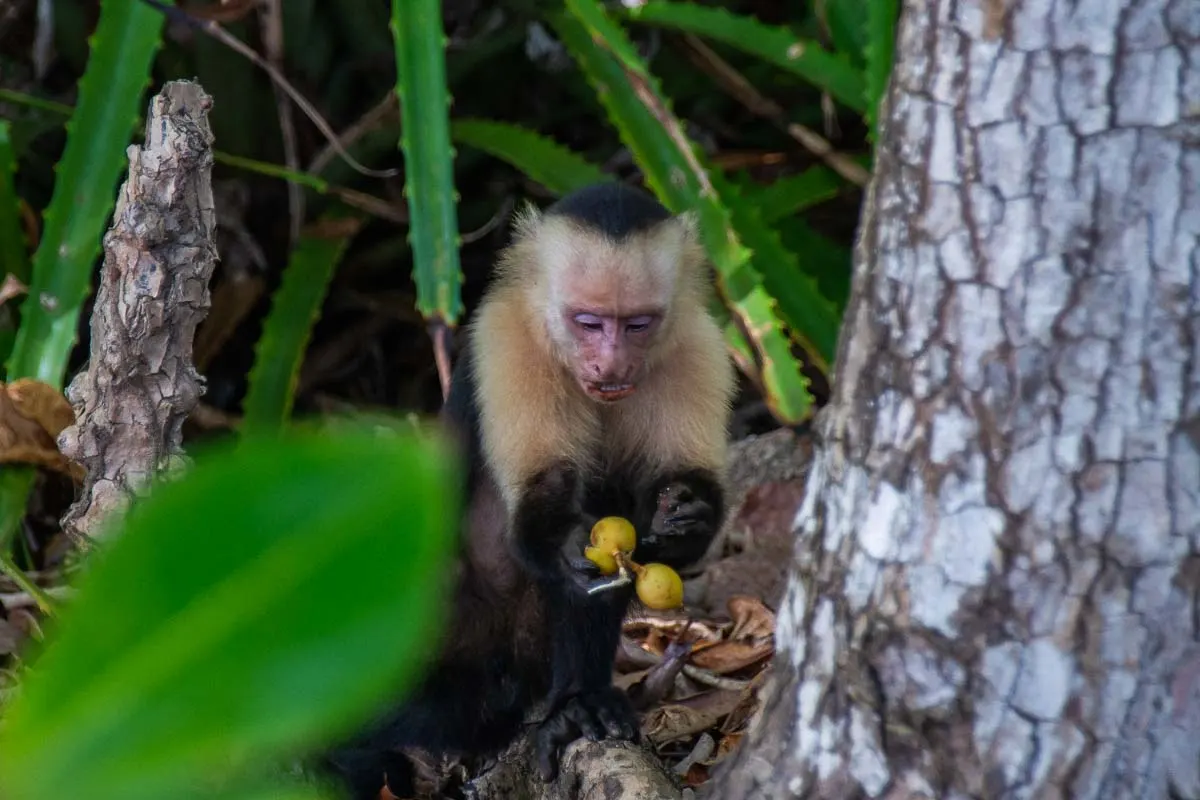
[682, 763, 709, 786]
[688, 639, 773, 674]
[0, 273, 27, 306]
[0, 379, 83, 481]
[726, 595, 776, 640]
[714, 731, 744, 760]
[7, 379, 76, 437]
[642, 688, 744, 745]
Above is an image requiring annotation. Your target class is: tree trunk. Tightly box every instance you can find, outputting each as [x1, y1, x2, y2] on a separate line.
[708, 0, 1200, 797]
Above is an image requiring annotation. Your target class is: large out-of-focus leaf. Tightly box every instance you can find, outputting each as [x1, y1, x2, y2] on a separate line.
[0, 428, 460, 800]
[242, 210, 363, 436]
[623, 1, 867, 114]
[391, 0, 464, 326]
[451, 118, 611, 196]
[5, 0, 168, 386]
[555, 1, 821, 423]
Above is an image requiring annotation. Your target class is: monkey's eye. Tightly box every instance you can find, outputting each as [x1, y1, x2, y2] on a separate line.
[574, 313, 604, 332]
[625, 316, 655, 333]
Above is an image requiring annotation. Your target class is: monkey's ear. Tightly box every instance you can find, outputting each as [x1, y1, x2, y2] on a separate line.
[511, 200, 544, 240]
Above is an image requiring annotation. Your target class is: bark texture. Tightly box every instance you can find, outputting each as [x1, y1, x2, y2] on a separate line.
[708, 0, 1200, 797]
[58, 80, 218, 544]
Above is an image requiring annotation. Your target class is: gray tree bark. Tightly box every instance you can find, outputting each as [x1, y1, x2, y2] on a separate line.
[707, 0, 1200, 797]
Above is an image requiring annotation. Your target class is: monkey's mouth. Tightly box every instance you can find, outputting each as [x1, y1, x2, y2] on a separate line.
[586, 382, 636, 402]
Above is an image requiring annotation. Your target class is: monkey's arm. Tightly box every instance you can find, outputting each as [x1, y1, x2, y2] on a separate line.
[509, 464, 640, 781]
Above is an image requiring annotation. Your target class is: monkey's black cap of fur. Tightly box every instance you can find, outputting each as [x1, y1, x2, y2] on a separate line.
[545, 182, 672, 240]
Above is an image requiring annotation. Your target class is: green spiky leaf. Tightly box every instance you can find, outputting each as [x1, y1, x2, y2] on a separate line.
[710, 171, 840, 374]
[623, 1, 867, 114]
[391, 0, 464, 326]
[743, 166, 845, 223]
[242, 210, 363, 436]
[451, 118, 610, 196]
[0, 120, 28, 376]
[554, 2, 820, 423]
[5, 0, 169, 385]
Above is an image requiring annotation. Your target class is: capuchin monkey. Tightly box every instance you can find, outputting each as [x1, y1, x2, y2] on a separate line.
[322, 183, 736, 799]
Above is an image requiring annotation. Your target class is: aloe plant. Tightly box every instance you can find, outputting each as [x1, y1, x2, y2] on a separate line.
[451, 118, 610, 195]
[553, 0, 833, 423]
[0, 120, 28, 376]
[0, 0, 170, 553]
[622, 1, 867, 114]
[242, 209, 364, 436]
[391, 0, 464, 328]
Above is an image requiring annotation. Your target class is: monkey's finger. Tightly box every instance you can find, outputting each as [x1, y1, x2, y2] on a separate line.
[564, 698, 607, 742]
[566, 555, 604, 577]
[594, 698, 638, 740]
[535, 715, 572, 781]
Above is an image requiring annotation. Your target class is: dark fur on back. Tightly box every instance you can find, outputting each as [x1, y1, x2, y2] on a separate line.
[545, 183, 672, 240]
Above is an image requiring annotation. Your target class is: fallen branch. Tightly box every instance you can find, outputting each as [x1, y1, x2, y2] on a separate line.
[464, 730, 684, 800]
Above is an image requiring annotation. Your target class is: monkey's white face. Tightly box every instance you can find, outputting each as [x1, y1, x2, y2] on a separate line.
[560, 307, 662, 402]
[529, 215, 689, 402]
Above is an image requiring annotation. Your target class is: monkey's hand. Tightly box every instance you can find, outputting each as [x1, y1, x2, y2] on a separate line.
[534, 686, 640, 782]
[640, 471, 724, 567]
[513, 462, 587, 582]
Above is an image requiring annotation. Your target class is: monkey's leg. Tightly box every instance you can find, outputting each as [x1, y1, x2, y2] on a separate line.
[637, 468, 726, 568]
[509, 464, 641, 781]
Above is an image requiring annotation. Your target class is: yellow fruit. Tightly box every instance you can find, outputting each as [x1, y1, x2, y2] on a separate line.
[590, 516, 637, 553]
[634, 563, 684, 610]
[584, 545, 619, 575]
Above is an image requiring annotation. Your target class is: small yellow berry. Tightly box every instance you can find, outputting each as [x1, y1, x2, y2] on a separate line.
[589, 516, 637, 554]
[584, 545, 620, 575]
[634, 563, 684, 610]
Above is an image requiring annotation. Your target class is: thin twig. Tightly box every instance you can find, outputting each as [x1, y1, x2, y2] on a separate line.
[431, 323, 453, 403]
[0, 552, 56, 615]
[681, 664, 751, 691]
[461, 196, 516, 245]
[138, 0, 398, 180]
[679, 34, 869, 187]
[307, 92, 400, 176]
[259, 0, 304, 244]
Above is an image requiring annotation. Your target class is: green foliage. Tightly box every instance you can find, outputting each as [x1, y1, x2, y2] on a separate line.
[556, 0, 821, 422]
[391, 0, 464, 327]
[0, 122, 27, 285]
[451, 118, 611, 196]
[0, 0, 169, 575]
[0, 427, 459, 800]
[243, 210, 363, 436]
[743, 166, 845, 223]
[624, 1, 867, 114]
[866, 0, 900, 135]
[0, 121, 27, 376]
[708, 170, 840, 373]
[0, 1, 902, 794]
[5, 0, 168, 386]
